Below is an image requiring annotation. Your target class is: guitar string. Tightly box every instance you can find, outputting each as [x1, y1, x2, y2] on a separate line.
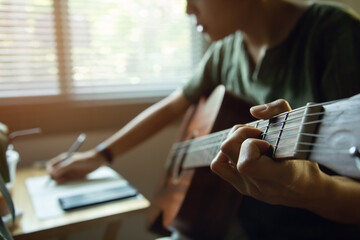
[174, 110, 328, 151]
[175, 136, 358, 168]
[252, 96, 357, 120]
[261, 115, 360, 143]
[249, 97, 360, 132]
[294, 149, 350, 155]
[181, 148, 352, 169]
[174, 132, 324, 157]
[259, 108, 360, 133]
[181, 137, 355, 168]
[182, 105, 360, 149]
[173, 111, 334, 151]
[172, 101, 337, 149]
[182, 138, 351, 155]
[171, 109, 359, 159]
[180, 135, 354, 168]
[170, 98, 360, 169]
[172, 107, 344, 152]
[181, 145, 352, 168]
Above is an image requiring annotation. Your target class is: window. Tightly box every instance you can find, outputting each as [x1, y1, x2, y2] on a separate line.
[0, 0, 204, 105]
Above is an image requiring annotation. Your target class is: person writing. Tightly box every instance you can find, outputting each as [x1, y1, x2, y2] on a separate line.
[47, 0, 360, 238]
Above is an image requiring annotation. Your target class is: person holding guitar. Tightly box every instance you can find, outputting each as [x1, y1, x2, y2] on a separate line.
[211, 98, 360, 239]
[47, 0, 360, 239]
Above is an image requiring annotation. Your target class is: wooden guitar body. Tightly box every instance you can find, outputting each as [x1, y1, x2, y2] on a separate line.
[147, 86, 255, 239]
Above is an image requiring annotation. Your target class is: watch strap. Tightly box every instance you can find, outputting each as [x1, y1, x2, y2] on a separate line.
[96, 143, 113, 165]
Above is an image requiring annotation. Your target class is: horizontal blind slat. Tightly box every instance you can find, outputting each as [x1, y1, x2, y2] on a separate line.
[0, 0, 58, 98]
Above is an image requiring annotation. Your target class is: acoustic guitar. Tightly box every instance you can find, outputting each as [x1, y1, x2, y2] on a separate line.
[147, 85, 360, 239]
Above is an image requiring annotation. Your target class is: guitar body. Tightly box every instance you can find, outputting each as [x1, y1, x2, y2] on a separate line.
[147, 86, 256, 239]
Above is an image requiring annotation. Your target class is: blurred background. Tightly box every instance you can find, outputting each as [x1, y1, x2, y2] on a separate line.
[0, 0, 359, 239]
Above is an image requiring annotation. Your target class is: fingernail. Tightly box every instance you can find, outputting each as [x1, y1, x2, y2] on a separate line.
[250, 104, 267, 112]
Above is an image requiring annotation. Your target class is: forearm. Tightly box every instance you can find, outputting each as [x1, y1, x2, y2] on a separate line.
[100, 90, 191, 159]
[303, 172, 360, 224]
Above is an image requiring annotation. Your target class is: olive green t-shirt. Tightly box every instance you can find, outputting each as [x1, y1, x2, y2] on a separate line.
[182, 3, 360, 109]
[182, 3, 360, 239]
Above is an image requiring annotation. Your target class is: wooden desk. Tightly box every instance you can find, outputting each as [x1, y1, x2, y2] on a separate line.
[11, 168, 150, 240]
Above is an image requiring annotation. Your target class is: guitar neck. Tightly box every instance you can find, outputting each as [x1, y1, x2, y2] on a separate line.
[180, 107, 308, 169]
[176, 95, 360, 179]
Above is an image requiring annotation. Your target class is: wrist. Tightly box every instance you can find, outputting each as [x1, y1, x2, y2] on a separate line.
[96, 143, 113, 165]
[300, 169, 331, 212]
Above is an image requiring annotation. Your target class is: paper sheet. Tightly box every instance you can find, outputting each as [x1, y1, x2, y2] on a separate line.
[25, 166, 128, 220]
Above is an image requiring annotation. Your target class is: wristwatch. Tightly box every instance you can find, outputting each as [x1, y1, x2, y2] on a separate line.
[96, 143, 113, 165]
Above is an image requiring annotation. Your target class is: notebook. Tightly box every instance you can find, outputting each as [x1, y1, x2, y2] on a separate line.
[25, 166, 138, 219]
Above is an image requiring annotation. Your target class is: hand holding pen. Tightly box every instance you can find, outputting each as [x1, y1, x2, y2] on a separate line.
[45, 133, 87, 185]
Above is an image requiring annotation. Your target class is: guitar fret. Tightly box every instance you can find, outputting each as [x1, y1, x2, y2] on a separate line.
[262, 120, 271, 140]
[182, 130, 227, 168]
[273, 112, 289, 157]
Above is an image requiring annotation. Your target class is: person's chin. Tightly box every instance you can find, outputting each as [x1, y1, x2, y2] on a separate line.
[200, 29, 217, 42]
[202, 32, 212, 42]
[199, 27, 227, 42]
[205, 33, 225, 42]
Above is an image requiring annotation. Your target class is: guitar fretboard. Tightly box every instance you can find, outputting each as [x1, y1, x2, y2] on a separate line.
[177, 107, 310, 169]
[166, 96, 360, 180]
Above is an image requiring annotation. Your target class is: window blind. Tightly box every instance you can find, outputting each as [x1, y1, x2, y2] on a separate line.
[0, 0, 204, 102]
[0, 0, 59, 98]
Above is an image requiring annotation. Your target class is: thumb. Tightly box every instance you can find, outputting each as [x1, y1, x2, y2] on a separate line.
[250, 99, 291, 120]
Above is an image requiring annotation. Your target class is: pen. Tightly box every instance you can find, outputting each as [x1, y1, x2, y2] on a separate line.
[63, 133, 87, 160]
[45, 133, 87, 185]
